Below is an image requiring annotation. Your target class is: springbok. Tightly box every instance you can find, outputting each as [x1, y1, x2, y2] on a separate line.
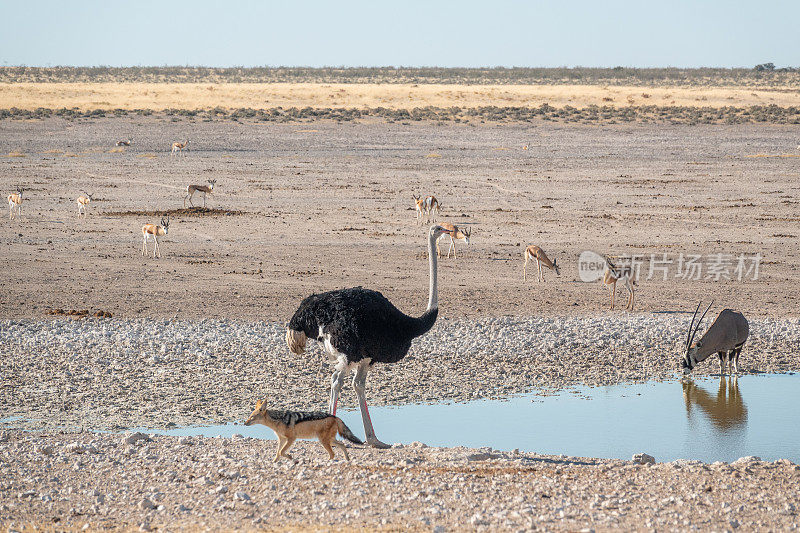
[141, 217, 170, 258]
[412, 194, 441, 224]
[436, 222, 471, 258]
[603, 256, 635, 310]
[116, 139, 132, 147]
[523, 245, 560, 282]
[7, 187, 23, 220]
[184, 179, 216, 208]
[171, 140, 190, 156]
[76, 193, 94, 218]
[681, 302, 749, 375]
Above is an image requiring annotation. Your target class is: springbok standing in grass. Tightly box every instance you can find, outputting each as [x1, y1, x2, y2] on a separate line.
[171, 140, 190, 156]
[76, 193, 94, 218]
[412, 194, 441, 224]
[7, 187, 23, 220]
[681, 302, 749, 375]
[184, 179, 216, 208]
[603, 256, 635, 310]
[141, 217, 170, 258]
[436, 222, 471, 258]
[116, 139, 132, 147]
[523, 245, 560, 282]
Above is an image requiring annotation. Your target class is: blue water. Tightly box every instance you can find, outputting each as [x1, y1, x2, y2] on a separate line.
[131, 373, 800, 463]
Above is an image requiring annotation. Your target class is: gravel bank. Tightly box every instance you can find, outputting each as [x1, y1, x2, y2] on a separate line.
[2, 316, 800, 431]
[1, 430, 798, 531]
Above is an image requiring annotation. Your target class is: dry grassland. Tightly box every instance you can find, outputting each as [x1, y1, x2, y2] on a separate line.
[2, 82, 800, 111]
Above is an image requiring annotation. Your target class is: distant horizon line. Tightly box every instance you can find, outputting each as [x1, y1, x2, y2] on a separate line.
[1, 64, 794, 71]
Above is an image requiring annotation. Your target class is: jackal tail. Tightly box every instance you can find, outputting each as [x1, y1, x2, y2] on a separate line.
[336, 418, 363, 445]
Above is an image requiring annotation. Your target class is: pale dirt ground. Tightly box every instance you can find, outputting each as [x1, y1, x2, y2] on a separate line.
[1, 117, 799, 321]
[2, 431, 799, 532]
[3, 118, 800, 531]
[3, 82, 800, 110]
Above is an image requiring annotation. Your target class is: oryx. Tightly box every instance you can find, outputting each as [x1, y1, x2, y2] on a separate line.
[681, 302, 749, 375]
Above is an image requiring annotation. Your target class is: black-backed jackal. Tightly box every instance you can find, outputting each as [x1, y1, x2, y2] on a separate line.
[244, 399, 363, 462]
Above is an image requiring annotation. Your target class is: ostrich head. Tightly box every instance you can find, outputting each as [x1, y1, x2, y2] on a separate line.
[244, 398, 268, 426]
[429, 224, 450, 240]
[286, 328, 307, 354]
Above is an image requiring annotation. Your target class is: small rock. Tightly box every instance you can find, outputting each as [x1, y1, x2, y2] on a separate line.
[470, 513, 488, 526]
[65, 442, 86, 454]
[732, 456, 761, 465]
[234, 491, 251, 501]
[36, 445, 54, 456]
[219, 469, 240, 480]
[215, 485, 228, 494]
[139, 498, 156, 510]
[467, 452, 500, 462]
[123, 432, 149, 446]
[178, 436, 194, 446]
[178, 504, 191, 512]
[632, 453, 655, 465]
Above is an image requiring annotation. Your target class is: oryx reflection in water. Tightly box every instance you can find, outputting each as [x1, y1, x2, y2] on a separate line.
[682, 376, 747, 431]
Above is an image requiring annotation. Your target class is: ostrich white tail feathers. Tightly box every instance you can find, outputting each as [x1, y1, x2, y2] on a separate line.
[286, 328, 307, 354]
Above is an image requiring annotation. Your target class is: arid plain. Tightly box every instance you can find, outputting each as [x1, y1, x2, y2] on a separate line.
[3, 72, 800, 531]
[1, 118, 800, 320]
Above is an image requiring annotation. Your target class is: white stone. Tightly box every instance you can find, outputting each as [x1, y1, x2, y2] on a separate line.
[632, 453, 655, 465]
[732, 456, 762, 465]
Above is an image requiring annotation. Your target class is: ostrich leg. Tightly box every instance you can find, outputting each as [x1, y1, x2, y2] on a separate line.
[328, 368, 348, 415]
[353, 362, 390, 449]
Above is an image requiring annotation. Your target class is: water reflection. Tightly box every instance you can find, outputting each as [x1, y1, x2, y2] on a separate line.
[682, 376, 747, 431]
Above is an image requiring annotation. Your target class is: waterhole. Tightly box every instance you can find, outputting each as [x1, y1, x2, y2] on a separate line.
[124, 373, 799, 463]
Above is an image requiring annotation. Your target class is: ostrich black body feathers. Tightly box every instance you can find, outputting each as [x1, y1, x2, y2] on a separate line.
[288, 287, 438, 365]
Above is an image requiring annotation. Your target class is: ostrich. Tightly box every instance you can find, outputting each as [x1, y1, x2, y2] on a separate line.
[285, 224, 451, 448]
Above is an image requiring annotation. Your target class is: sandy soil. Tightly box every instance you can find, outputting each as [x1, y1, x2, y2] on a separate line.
[4, 82, 800, 110]
[2, 431, 798, 532]
[3, 118, 800, 531]
[1, 118, 799, 321]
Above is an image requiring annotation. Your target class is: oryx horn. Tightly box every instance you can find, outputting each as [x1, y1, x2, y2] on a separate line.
[687, 301, 714, 350]
[686, 302, 701, 349]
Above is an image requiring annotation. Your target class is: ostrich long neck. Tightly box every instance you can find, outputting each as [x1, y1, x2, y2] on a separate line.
[426, 230, 438, 311]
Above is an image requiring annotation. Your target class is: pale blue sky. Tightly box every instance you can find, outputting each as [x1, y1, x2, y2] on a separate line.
[1, 0, 797, 68]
